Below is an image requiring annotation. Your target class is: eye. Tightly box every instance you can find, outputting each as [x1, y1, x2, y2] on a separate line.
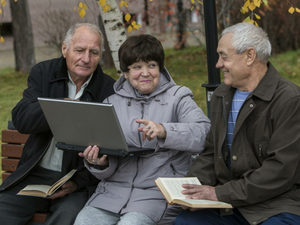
[132, 65, 141, 70]
[149, 63, 157, 68]
[91, 51, 99, 56]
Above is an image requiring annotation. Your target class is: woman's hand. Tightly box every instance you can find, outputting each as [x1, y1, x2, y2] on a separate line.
[78, 145, 108, 166]
[136, 119, 166, 141]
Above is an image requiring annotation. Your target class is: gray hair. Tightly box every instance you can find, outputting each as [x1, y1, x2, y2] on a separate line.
[221, 22, 271, 63]
[64, 23, 105, 54]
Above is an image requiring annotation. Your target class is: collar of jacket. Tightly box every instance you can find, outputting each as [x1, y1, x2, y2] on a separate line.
[48, 56, 107, 101]
[213, 62, 280, 102]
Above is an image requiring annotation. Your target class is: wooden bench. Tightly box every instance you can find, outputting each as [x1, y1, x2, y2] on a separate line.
[1, 129, 47, 224]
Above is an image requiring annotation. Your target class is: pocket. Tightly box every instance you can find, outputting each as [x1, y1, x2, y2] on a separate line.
[255, 141, 269, 162]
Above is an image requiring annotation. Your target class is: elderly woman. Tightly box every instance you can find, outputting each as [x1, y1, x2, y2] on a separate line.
[74, 34, 210, 225]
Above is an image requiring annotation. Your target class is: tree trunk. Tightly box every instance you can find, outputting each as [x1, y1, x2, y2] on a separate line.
[176, 0, 186, 49]
[9, 0, 35, 73]
[98, 14, 114, 69]
[96, 0, 127, 74]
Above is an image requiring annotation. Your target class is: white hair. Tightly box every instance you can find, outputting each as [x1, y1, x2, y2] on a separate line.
[222, 22, 272, 63]
[64, 23, 105, 54]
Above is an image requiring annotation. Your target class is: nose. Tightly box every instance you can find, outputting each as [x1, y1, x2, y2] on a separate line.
[141, 66, 149, 75]
[81, 51, 90, 63]
[216, 57, 223, 68]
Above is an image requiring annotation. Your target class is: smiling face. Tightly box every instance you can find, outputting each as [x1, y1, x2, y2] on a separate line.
[125, 60, 160, 94]
[62, 26, 102, 83]
[216, 33, 250, 90]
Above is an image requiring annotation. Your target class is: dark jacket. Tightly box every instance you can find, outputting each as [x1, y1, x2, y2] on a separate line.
[188, 62, 300, 224]
[0, 56, 115, 193]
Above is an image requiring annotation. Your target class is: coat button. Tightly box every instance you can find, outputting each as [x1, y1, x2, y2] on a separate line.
[232, 155, 237, 161]
[250, 104, 254, 107]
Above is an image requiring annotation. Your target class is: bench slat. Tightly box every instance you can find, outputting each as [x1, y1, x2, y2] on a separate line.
[1, 129, 47, 224]
[1, 144, 24, 158]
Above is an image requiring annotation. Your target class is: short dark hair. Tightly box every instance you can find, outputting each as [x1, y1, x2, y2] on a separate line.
[119, 34, 165, 73]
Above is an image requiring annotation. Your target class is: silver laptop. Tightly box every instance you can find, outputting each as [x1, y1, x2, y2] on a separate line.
[38, 97, 154, 157]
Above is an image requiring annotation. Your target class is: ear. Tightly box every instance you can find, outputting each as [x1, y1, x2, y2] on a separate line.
[246, 48, 256, 65]
[124, 72, 129, 79]
[62, 42, 67, 58]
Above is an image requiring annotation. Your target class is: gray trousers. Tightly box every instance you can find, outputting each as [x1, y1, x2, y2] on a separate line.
[74, 206, 157, 225]
[0, 166, 88, 225]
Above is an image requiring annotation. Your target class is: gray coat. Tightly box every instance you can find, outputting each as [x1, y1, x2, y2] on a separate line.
[84, 68, 211, 224]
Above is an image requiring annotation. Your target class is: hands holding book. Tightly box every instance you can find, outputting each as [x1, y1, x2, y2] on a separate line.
[48, 180, 78, 200]
[180, 184, 218, 210]
[155, 177, 232, 209]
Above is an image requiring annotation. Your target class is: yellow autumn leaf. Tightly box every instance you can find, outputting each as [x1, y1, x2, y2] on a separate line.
[263, 0, 268, 6]
[296, 8, 300, 13]
[254, 13, 261, 19]
[248, 19, 255, 24]
[243, 16, 251, 22]
[240, 7, 246, 14]
[79, 9, 86, 18]
[127, 25, 132, 33]
[79, 2, 83, 8]
[254, 0, 261, 7]
[99, 0, 106, 7]
[103, 4, 111, 12]
[249, 2, 256, 11]
[254, 21, 258, 26]
[1, 0, 6, 7]
[190, 5, 194, 10]
[0, 36, 4, 43]
[0, 8, 2, 14]
[14, 0, 17, 2]
[198, 1, 203, 4]
[120, 1, 124, 8]
[73, 7, 77, 12]
[125, 13, 131, 22]
[244, 0, 250, 9]
[191, 0, 195, 3]
[288, 7, 295, 14]
[131, 21, 136, 26]
[124, 1, 128, 7]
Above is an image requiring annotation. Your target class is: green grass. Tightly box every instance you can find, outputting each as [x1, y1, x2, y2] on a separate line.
[1, 47, 300, 184]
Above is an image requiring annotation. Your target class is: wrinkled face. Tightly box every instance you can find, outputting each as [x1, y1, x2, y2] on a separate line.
[62, 26, 102, 82]
[125, 61, 160, 94]
[216, 33, 249, 89]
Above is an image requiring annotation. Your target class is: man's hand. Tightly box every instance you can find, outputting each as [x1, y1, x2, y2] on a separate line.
[47, 180, 78, 200]
[180, 184, 218, 211]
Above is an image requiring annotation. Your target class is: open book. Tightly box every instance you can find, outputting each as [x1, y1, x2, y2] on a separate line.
[17, 169, 77, 197]
[155, 177, 232, 208]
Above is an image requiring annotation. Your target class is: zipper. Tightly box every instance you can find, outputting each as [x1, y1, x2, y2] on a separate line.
[120, 157, 140, 212]
[137, 103, 145, 147]
[258, 144, 262, 157]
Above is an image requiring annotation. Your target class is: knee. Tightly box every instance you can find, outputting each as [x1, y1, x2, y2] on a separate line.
[173, 210, 189, 225]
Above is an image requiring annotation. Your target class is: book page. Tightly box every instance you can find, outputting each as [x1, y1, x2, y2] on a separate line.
[158, 177, 201, 200]
[17, 169, 77, 197]
[175, 198, 232, 208]
[21, 184, 51, 194]
[49, 169, 77, 194]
